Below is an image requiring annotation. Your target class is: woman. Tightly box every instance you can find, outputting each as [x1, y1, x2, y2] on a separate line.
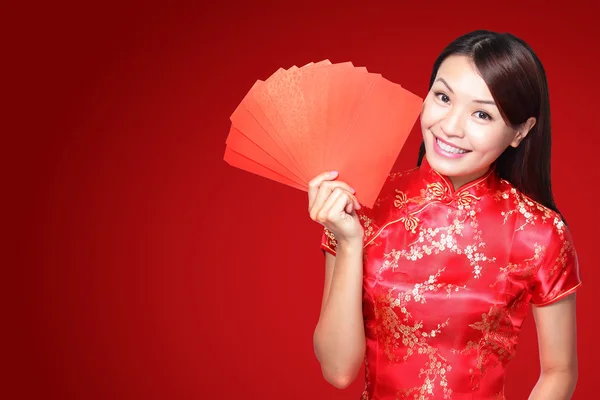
[308, 30, 581, 399]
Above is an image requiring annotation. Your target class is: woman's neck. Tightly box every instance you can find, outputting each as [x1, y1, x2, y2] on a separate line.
[446, 167, 492, 191]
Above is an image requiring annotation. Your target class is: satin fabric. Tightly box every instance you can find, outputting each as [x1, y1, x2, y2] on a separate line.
[320, 157, 581, 400]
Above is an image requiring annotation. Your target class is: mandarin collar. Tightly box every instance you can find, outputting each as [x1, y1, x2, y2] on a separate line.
[416, 155, 498, 204]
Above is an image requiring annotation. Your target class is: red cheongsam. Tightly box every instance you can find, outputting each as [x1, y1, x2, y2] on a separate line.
[320, 157, 582, 400]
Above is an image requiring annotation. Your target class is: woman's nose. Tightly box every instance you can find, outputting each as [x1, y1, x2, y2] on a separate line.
[440, 109, 465, 138]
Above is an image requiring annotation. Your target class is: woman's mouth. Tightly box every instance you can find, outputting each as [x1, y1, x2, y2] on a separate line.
[434, 136, 471, 157]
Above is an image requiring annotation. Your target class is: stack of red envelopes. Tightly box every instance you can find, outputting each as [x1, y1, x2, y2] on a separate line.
[224, 59, 422, 208]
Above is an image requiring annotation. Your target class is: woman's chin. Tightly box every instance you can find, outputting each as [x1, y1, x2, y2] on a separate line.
[426, 151, 472, 178]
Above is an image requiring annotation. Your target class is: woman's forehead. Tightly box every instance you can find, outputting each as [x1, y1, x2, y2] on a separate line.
[435, 55, 493, 99]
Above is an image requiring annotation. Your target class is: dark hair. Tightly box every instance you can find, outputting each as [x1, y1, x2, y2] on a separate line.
[417, 30, 562, 217]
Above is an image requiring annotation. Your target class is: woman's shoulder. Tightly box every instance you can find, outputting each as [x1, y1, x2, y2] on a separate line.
[373, 166, 420, 205]
[499, 185, 582, 305]
[388, 165, 420, 181]
[492, 178, 569, 242]
[354, 166, 420, 239]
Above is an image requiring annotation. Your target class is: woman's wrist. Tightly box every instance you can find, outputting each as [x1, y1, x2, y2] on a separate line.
[336, 236, 364, 255]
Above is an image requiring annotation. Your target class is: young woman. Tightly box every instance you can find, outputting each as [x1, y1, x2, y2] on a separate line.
[308, 30, 581, 400]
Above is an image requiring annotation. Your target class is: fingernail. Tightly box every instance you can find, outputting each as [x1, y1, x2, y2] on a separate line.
[330, 171, 338, 176]
[351, 187, 356, 193]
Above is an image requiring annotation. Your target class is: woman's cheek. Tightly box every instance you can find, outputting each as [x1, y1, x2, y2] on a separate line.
[421, 102, 444, 127]
[467, 126, 503, 153]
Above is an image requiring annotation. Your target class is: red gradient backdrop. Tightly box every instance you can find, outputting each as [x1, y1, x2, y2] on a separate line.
[7, 1, 598, 399]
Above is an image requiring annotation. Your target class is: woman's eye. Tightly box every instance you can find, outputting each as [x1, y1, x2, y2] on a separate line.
[475, 111, 492, 120]
[435, 92, 450, 103]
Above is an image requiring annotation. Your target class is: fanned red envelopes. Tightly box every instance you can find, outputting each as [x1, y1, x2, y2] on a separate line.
[224, 60, 422, 208]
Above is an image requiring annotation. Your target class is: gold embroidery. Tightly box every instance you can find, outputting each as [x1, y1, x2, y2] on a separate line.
[426, 182, 448, 201]
[554, 216, 566, 233]
[455, 191, 480, 208]
[360, 353, 371, 400]
[357, 167, 576, 398]
[359, 212, 375, 240]
[490, 243, 544, 288]
[379, 207, 496, 279]
[394, 189, 409, 208]
[322, 211, 376, 252]
[538, 230, 577, 302]
[400, 215, 420, 234]
[495, 188, 553, 231]
[396, 350, 453, 399]
[374, 269, 465, 399]
[389, 168, 417, 181]
[451, 292, 524, 389]
[372, 185, 491, 279]
[395, 188, 431, 209]
[386, 176, 488, 244]
[323, 228, 337, 249]
[549, 238, 573, 278]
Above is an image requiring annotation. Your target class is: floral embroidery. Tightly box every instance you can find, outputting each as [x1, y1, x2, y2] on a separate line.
[320, 162, 580, 400]
[549, 238, 574, 278]
[490, 243, 544, 288]
[396, 350, 453, 399]
[389, 168, 417, 182]
[495, 188, 553, 231]
[322, 227, 337, 250]
[426, 182, 449, 201]
[400, 215, 420, 234]
[321, 211, 377, 253]
[360, 353, 372, 400]
[455, 191, 479, 208]
[391, 179, 484, 237]
[451, 292, 525, 389]
[359, 212, 376, 240]
[378, 206, 496, 279]
[394, 189, 409, 208]
[375, 269, 462, 399]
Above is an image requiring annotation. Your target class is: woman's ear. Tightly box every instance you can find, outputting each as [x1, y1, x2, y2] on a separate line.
[510, 117, 536, 148]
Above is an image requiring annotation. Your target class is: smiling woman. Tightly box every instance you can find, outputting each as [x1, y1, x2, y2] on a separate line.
[309, 30, 581, 400]
[420, 54, 536, 191]
[417, 33, 555, 213]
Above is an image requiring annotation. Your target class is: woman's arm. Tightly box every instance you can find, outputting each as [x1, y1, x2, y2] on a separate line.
[308, 171, 366, 389]
[313, 244, 366, 389]
[528, 294, 578, 399]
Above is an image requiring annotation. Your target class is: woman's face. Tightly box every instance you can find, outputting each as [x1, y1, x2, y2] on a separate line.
[420, 54, 534, 189]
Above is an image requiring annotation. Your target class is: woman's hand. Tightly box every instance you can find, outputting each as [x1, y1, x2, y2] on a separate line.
[308, 171, 364, 246]
[309, 171, 367, 388]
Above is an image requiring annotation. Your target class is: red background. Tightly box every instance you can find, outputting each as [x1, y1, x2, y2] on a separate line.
[7, 0, 598, 399]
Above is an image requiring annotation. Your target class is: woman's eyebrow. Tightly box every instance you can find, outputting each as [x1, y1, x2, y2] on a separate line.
[435, 77, 455, 94]
[435, 77, 496, 105]
[473, 99, 496, 105]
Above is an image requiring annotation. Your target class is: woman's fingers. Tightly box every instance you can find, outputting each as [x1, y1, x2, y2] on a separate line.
[310, 180, 356, 216]
[315, 187, 344, 224]
[315, 187, 359, 225]
[345, 199, 354, 215]
[352, 195, 361, 211]
[308, 171, 338, 208]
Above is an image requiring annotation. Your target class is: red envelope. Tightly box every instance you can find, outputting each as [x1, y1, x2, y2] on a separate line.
[224, 60, 422, 208]
[223, 145, 305, 191]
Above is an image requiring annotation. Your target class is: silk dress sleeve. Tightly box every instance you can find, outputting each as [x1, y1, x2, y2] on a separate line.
[319, 209, 371, 256]
[318, 171, 399, 256]
[530, 219, 582, 306]
[320, 226, 339, 256]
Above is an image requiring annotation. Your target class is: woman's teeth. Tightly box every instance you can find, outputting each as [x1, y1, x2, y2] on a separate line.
[437, 138, 468, 154]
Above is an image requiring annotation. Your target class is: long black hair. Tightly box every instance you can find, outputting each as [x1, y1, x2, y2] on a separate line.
[417, 30, 561, 217]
